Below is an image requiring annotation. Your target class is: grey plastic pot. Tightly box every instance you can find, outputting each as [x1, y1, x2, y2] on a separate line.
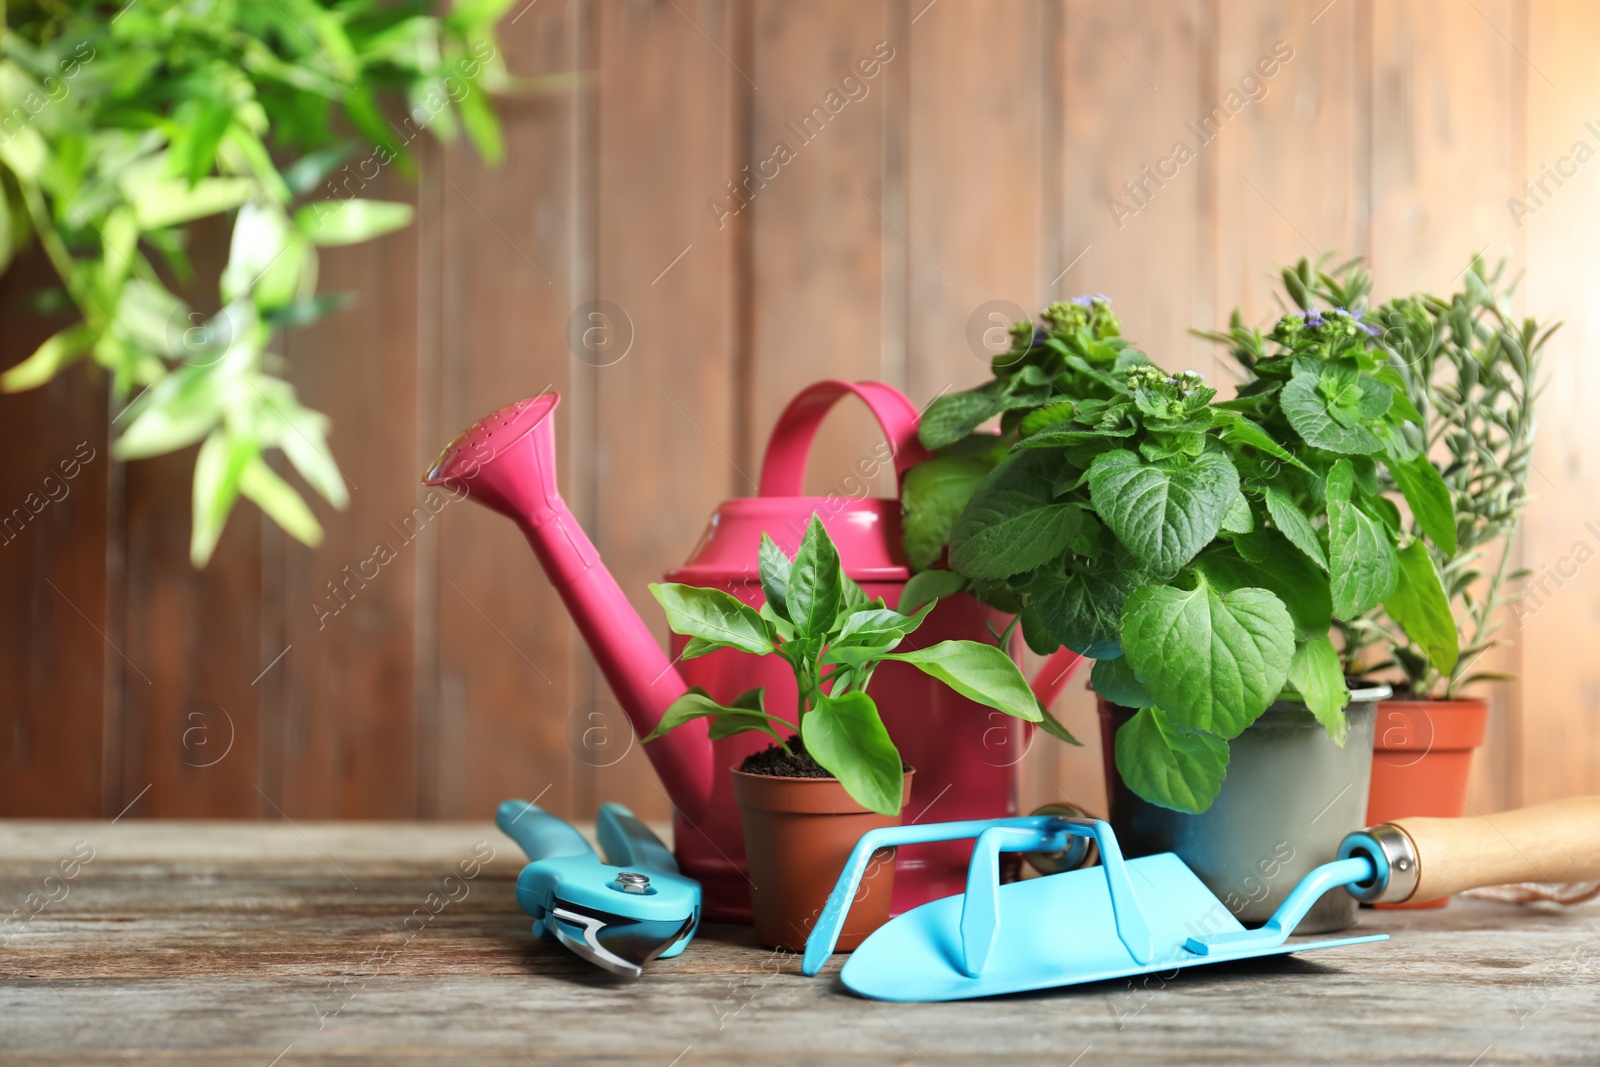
[1097, 683, 1390, 934]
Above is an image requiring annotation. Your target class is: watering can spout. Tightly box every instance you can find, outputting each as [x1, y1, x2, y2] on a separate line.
[423, 392, 712, 820]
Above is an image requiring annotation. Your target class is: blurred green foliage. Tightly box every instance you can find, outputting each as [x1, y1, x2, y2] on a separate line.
[0, 0, 515, 564]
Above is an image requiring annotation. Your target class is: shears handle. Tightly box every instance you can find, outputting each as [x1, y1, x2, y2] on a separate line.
[596, 802, 678, 873]
[496, 799, 594, 862]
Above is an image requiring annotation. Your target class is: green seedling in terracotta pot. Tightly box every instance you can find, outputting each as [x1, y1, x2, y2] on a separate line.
[645, 514, 1051, 816]
[644, 514, 1056, 951]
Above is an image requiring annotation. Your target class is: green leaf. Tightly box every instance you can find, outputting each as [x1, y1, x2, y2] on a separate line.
[1263, 485, 1328, 572]
[949, 454, 1081, 580]
[281, 139, 358, 196]
[899, 569, 968, 613]
[1287, 635, 1351, 746]
[239, 456, 323, 548]
[222, 202, 297, 306]
[1220, 489, 1254, 534]
[1281, 375, 1385, 454]
[758, 533, 792, 621]
[801, 691, 903, 815]
[902, 456, 990, 571]
[918, 384, 1026, 449]
[1373, 366, 1423, 424]
[788, 515, 843, 638]
[115, 370, 227, 459]
[1088, 449, 1241, 574]
[190, 429, 252, 568]
[681, 636, 723, 660]
[705, 689, 787, 743]
[882, 640, 1042, 721]
[835, 601, 935, 645]
[839, 570, 870, 614]
[1384, 539, 1461, 676]
[648, 583, 772, 656]
[1029, 566, 1139, 659]
[131, 177, 256, 230]
[1090, 654, 1154, 708]
[1215, 410, 1312, 472]
[644, 686, 778, 742]
[0, 324, 95, 391]
[1197, 534, 1331, 642]
[1326, 460, 1399, 616]
[1036, 705, 1083, 746]
[1120, 575, 1294, 738]
[1391, 453, 1458, 555]
[270, 401, 349, 510]
[293, 199, 415, 246]
[1114, 705, 1229, 813]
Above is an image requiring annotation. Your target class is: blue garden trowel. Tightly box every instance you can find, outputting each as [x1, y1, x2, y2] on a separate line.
[804, 797, 1600, 1000]
[497, 799, 700, 977]
[799, 813, 1390, 1002]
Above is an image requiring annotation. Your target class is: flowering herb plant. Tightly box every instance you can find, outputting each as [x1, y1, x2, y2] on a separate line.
[904, 293, 1457, 813]
[644, 516, 1048, 816]
[1208, 256, 1549, 698]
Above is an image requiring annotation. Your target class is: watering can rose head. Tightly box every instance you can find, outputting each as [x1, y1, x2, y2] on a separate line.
[643, 515, 1069, 817]
[895, 292, 1461, 815]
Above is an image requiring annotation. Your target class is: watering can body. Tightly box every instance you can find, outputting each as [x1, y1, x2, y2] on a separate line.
[425, 380, 1082, 925]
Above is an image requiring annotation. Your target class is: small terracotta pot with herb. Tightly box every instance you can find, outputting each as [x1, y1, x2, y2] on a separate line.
[646, 516, 1049, 952]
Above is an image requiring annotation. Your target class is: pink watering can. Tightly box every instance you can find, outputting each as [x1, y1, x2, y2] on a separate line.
[424, 380, 1083, 923]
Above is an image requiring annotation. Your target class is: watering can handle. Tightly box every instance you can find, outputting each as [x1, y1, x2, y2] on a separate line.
[758, 380, 932, 497]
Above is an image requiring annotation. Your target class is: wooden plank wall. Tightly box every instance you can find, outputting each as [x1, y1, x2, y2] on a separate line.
[3, 0, 1596, 821]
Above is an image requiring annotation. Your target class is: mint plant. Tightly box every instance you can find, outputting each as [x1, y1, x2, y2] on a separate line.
[904, 293, 1457, 814]
[643, 516, 1066, 816]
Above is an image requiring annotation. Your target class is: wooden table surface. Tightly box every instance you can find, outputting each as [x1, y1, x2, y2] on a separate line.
[2, 820, 1598, 1066]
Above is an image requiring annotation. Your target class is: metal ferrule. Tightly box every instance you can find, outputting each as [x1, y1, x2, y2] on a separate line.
[1339, 823, 1420, 904]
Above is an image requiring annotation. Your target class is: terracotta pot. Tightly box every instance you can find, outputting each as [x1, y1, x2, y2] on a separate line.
[731, 767, 913, 953]
[1366, 697, 1489, 909]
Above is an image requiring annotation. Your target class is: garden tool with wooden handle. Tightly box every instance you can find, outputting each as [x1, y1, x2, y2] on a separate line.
[804, 796, 1600, 1002]
[1343, 795, 1600, 905]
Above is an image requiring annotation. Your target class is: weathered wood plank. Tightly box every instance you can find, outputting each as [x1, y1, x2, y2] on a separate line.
[1517, 0, 1600, 805]
[746, 0, 899, 498]
[1368, 0, 1525, 813]
[116, 216, 265, 821]
[0, 250, 111, 818]
[1, 821, 1598, 1065]
[585, 0, 744, 822]
[275, 166, 425, 818]
[423, 1, 586, 822]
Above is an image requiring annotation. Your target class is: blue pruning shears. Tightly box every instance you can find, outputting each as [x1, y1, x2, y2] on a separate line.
[496, 799, 700, 977]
